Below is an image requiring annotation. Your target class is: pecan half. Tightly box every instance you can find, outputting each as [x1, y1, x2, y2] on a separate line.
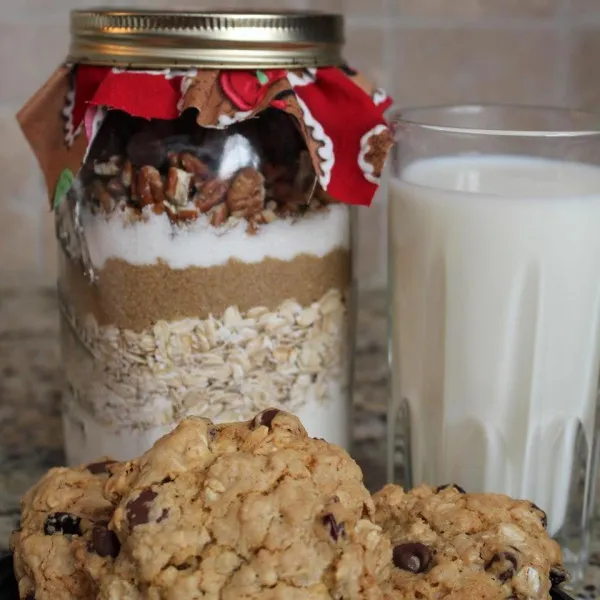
[195, 179, 227, 213]
[180, 152, 211, 178]
[165, 167, 192, 207]
[177, 207, 200, 222]
[138, 166, 165, 206]
[226, 167, 265, 217]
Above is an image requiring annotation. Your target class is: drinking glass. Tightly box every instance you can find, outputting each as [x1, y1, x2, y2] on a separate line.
[387, 104, 600, 579]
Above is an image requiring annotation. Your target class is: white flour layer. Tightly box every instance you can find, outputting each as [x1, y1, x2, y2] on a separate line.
[82, 204, 351, 270]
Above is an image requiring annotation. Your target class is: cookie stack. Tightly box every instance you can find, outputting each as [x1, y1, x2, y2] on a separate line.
[10, 410, 568, 600]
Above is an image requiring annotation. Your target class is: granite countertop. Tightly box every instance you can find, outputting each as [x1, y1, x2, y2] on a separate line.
[0, 287, 597, 599]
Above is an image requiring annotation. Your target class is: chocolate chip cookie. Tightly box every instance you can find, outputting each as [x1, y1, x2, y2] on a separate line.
[373, 484, 566, 600]
[10, 459, 117, 600]
[11, 410, 391, 600]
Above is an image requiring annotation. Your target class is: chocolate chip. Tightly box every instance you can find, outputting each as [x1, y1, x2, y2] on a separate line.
[257, 408, 279, 429]
[43, 512, 82, 536]
[157, 509, 169, 523]
[25, 594, 35, 600]
[550, 566, 568, 587]
[87, 459, 117, 475]
[436, 484, 466, 494]
[322, 513, 345, 542]
[530, 501, 548, 529]
[126, 489, 158, 527]
[485, 552, 519, 583]
[90, 524, 120, 558]
[393, 543, 432, 573]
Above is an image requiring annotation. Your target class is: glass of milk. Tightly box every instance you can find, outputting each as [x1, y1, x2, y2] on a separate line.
[387, 104, 600, 578]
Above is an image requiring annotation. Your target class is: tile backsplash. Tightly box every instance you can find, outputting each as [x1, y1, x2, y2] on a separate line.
[0, 0, 597, 289]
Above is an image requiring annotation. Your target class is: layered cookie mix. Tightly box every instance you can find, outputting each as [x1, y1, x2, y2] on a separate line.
[19, 48, 395, 464]
[373, 484, 566, 600]
[11, 409, 391, 600]
[57, 109, 352, 463]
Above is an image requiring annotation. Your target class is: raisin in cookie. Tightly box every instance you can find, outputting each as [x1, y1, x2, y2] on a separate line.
[374, 484, 566, 600]
[10, 458, 118, 600]
[99, 409, 390, 600]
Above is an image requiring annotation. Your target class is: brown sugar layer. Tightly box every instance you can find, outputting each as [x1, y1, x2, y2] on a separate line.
[61, 248, 351, 331]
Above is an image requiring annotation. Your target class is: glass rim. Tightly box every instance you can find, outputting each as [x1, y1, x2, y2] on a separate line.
[393, 103, 600, 138]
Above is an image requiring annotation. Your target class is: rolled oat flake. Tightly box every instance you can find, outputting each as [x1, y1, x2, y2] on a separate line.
[17, 9, 394, 463]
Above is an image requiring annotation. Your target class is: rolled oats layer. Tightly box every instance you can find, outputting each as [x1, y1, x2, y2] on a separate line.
[60, 287, 351, 463]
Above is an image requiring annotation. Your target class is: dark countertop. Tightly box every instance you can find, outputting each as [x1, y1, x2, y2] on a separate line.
[0, 287, 596, 599]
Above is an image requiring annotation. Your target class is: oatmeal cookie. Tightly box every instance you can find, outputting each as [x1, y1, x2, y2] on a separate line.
[100, 409, 390, 599]
[12, 410, 390, 600]
[10, 458, 118, 600]
[373, 484, 566, 600]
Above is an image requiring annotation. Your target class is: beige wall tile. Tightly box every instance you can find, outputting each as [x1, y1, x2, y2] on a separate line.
[0, 110, 46, 279]
[0, 110, 42, 206]
[566, 27, 600, 108]
[309, 0, 386, 17]
[391, 28, 561, 107]
[392, 0, 562, 19]
[344, 25, 387, 85]
[568, 1, 600, 19]
[0, 22, 68, 107]
[5, 0, 112, 15]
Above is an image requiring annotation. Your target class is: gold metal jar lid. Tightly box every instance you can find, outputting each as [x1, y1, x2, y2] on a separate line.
[69, 9, 344, 69]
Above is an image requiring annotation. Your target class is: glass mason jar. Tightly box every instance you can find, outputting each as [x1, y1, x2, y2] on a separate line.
[18, 10, 393, 463]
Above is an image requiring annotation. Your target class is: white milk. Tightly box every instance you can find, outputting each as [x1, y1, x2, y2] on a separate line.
[389, 155, 600, 535]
